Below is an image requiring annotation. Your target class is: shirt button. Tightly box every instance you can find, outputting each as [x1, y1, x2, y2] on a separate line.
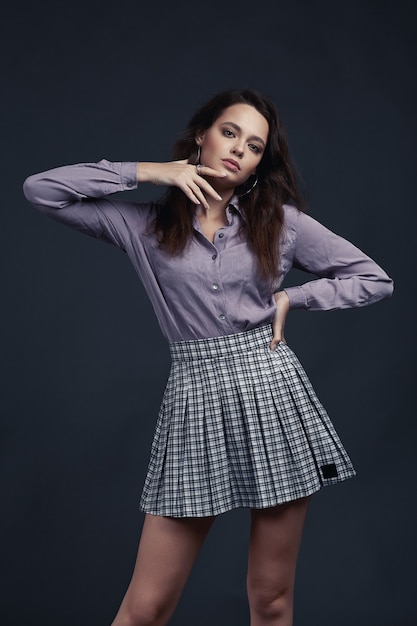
[219, 314, 226, 320]
[218, 232, 224, 239]
[127, 181, 134, 188]
[212, 284, 219, 291]
[212, 254, 217, 260]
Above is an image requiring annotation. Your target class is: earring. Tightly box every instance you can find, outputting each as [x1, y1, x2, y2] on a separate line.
[238, 174, 258, 197]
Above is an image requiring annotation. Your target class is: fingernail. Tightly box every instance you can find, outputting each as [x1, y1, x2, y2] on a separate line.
[217, 194, 222, 200]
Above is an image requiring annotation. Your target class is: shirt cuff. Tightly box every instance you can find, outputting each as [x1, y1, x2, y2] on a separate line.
[284, 285, 308, 309]
[120, 162, 139, 191]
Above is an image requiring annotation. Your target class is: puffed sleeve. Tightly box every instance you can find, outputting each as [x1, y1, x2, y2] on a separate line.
[22, 159, 148, 251]
[283, 208, 394, 310]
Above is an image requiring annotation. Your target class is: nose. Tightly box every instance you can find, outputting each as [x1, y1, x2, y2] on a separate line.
[231, 141, 244, 158]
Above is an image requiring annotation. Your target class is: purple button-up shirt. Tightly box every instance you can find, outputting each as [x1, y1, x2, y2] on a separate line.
[23, 159, 394, 342]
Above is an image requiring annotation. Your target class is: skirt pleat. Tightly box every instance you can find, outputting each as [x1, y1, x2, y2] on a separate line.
[139, 325, 356, 517]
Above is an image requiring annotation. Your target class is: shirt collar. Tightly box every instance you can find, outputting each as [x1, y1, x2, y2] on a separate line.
[192, 195, 244, 228]
[228, 195, 245, 221]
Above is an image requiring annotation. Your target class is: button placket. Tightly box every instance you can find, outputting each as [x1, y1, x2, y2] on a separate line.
[208, 247, 226, 323]
[204, 233, 229, 326]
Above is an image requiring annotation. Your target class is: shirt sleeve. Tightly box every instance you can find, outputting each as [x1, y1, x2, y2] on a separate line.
[283, 209, 394, 310]
[22, 159, 145, 251]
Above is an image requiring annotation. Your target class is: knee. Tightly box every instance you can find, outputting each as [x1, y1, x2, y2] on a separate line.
[247, 577, 293, 621]
[128, 604, 163, 626]
[115, 595, 171, 626]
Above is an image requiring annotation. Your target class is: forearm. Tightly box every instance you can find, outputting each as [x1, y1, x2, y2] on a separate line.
[285, 271, 394, 311]
[23, 160, 138, 209]
[22, 160, 145, 248]
[286, 209, 394, 310]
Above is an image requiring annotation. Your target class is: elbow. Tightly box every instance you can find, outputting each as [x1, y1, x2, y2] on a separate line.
[22, 174, 63, 211]
[23, 174, 42, 205]
[22, 175, 35, 203]
[381, 276, 394, 300]
[368, 275, 394, 305]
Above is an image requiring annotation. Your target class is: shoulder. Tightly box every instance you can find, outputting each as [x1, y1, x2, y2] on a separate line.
[280, 204, 331, 255]
[282, 203, 301, 226]
[281, 203, 303, 240]
[282, 204, 331, 239]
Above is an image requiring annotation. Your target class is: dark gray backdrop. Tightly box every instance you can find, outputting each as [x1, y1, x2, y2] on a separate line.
[1, 1, 416, 624]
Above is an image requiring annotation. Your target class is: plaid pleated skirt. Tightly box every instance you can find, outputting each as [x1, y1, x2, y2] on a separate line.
[139, 325, 355, 517]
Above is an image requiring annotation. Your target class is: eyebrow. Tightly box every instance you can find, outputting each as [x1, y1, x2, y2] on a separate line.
[220, 122, 266, 147]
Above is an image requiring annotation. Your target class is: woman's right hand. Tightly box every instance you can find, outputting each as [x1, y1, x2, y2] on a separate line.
[136, 160, 227, 209]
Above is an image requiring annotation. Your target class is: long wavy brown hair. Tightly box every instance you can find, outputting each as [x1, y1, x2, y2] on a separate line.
[153, 88, 306, 280]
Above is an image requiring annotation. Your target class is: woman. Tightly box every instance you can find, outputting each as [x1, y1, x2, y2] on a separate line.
[23, 88, 393, 626]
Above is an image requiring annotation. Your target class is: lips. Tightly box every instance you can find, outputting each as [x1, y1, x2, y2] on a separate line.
[222, 158, 240, 172]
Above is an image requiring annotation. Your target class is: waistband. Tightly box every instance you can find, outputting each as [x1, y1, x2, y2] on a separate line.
[169, 325, 273, 361]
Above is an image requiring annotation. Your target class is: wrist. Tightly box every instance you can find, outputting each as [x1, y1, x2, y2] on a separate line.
[136, 162, 157, 184]
[274, 290, 290, 305]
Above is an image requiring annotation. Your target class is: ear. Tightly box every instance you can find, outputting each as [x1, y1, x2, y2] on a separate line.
[195, 132, 205, 146]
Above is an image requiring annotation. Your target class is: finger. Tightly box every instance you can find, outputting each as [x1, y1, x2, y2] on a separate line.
[189, 182, 219, 208]
[189, 192, 206, 207]
[269, 336, 282, 351]
[192, 176, 223, 200]
[174, 177, 209, 206]
[187, 183, 215, 209]
[197, 166, 228, 179]
[180, 184, 206, 207]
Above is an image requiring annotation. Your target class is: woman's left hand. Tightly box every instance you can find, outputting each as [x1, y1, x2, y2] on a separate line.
[270, 291, 290, 350]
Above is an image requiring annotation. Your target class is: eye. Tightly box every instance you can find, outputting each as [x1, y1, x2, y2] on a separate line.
[223, 128, 235, 138]
[249, 144, 262, 153]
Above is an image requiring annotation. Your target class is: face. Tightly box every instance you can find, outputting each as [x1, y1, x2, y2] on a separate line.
[196, 103, 269, 189]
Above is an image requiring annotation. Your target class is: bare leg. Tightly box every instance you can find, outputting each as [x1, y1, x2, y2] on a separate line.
[111, 513, 215, 626]
[247, 496, 310, 626]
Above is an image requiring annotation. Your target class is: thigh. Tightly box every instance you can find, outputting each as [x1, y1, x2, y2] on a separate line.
[247, 496, 310, 588]
[121, 513, 215, 612]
